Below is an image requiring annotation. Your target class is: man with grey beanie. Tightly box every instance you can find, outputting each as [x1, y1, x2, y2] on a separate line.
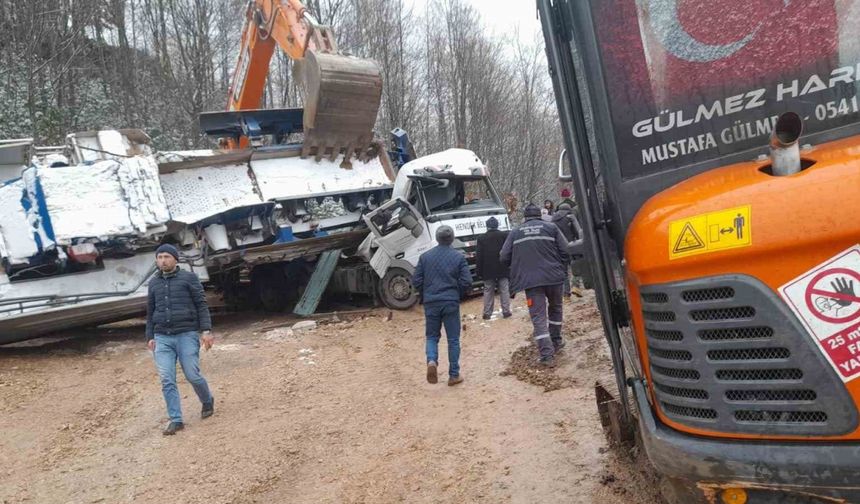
[501, 203, 569, 367]
[412, 225, 473, 386]
[476, 216, 511, 319]
[146, 243, 215, 435]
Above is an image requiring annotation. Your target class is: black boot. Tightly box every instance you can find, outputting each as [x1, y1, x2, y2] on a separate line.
[538, 356, 556, 368]
[163, 422, 184, 435]
[201, 397, 215, 419]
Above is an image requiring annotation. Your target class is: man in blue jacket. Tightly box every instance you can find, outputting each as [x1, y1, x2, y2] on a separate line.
[412, 226, 473, 386]
[500, 204, 569, 367]
[146, 244, 215, 435]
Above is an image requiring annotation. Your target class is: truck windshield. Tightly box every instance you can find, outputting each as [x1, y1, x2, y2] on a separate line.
[583, 0, 860, 179]
[416, 176, 503, 216]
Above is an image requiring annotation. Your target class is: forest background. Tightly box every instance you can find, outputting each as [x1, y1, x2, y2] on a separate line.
[0, 0, 566, 205]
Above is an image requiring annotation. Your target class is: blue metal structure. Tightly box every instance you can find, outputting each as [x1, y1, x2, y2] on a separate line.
[388, 128, 416, 170]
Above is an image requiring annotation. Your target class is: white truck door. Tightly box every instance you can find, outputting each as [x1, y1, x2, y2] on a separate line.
[363, 197, 426, 309]
[363, 197, 426, 257]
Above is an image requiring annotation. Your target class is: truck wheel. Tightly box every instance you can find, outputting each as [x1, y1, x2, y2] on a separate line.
[378, 267, 418, 310]
[223, 284, 252, 311]
[252, 266, 292, 312]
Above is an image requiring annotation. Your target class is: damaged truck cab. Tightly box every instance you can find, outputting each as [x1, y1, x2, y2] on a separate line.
[359, 148, 511, 309]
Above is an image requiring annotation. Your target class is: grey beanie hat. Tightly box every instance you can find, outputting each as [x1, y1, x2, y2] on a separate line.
[486, 216, 499, 230]
[436, 225, 455, 246]
[155, 243, 180, 261]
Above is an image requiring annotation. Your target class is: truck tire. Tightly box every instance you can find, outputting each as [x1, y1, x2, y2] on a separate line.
[251, 266, 292, 312]
[378, 267, 418, 310]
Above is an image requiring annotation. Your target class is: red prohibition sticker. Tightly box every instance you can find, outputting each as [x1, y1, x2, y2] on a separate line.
[803, 268, 860, 324]
[780, 245, 860, 382]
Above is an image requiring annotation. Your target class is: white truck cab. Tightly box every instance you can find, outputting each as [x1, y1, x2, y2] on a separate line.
[360, 149, 511, 308]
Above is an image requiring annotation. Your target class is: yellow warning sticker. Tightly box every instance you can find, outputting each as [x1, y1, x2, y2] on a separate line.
[669, 205, 751, 260]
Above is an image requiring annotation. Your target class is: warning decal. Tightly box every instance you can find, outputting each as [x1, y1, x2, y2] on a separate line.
[668, 205, 751, 260]
[779, 245, 860, 382]
[673, 223, 705, 254]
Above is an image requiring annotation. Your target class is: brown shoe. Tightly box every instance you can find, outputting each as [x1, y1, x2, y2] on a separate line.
[448, 375, 464, 386]
[427, 362, 438, 384]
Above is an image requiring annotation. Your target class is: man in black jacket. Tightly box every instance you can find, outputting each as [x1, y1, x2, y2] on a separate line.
[500, 204, 569, 366]
[146, 244, 215, 435]
[553, 202, 578, 296]
[475, 216, 511, 320]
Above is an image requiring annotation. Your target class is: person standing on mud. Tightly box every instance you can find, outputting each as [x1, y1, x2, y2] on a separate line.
[475, 216, 512, 320]
[500, 204, 569, 367]
[146, 244, 215, 435]
[552, 202, 579, 297]
[412, 226, 472, 386]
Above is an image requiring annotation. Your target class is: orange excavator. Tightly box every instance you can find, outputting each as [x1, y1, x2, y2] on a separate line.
[226, 0, 382, 160]
[539, 0, 860, 503]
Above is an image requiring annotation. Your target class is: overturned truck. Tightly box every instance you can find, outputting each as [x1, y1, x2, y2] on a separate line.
[0, 116, 509, 344]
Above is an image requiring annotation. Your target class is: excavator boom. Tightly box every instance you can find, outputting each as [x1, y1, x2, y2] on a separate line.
[228, 0, 382, 160]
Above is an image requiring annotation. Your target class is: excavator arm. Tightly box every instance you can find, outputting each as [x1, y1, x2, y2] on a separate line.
[227, 0, 383, 160]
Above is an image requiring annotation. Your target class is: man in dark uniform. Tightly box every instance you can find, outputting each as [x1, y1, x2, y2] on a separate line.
[475, 216, 511, 320]
[500, 204, 569, 366]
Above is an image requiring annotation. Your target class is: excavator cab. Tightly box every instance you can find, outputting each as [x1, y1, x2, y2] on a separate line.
[539, 0, 860, 502]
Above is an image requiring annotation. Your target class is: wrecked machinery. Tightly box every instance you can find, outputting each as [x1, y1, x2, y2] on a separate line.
[539, 0, 860, 503]
[0, 0, 511, 343]
[0, 122, 509, 343]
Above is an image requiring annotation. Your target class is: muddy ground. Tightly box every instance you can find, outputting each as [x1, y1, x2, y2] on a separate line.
[0, 293, 664, 503]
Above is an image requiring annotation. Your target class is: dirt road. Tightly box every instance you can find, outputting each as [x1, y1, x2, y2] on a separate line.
[0, 294, 663, 504]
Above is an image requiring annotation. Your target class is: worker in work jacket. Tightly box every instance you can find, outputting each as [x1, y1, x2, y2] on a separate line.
[500, 203, 569, 366]
[146, 244, 215, 436]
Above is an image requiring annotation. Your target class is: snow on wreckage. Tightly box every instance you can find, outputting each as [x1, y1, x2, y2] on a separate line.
[0, 131, 175, 343]
[0, 128, 395, 343]
[0, 121, 508, 341]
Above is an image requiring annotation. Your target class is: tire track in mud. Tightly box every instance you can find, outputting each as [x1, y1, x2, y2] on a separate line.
[1, 297, 667, 504]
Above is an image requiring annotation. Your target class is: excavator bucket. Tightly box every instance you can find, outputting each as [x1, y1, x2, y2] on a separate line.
[300, 50, 383, 165]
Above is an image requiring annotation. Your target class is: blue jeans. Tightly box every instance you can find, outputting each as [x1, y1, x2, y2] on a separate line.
[424, 301, 461, 378]
[153, 332, 213, 423]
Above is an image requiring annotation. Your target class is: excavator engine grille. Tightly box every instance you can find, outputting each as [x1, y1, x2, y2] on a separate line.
[639, 275, 858, 435]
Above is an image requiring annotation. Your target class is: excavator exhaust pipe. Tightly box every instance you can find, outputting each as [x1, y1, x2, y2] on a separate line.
[299, 50, 383, 165]
[769, 112, 803, 176]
